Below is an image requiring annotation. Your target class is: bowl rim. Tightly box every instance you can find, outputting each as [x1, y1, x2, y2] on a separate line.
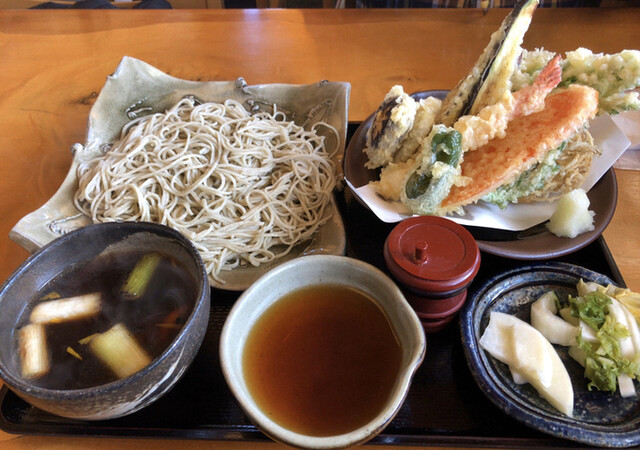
[219, 254, 426, 449]
[0, 221, 209, 400]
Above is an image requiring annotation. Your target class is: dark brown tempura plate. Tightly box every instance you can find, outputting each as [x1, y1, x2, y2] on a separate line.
[344, 90, 618, 261]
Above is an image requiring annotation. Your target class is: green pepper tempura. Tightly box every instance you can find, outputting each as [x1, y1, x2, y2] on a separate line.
[401, 125, 462, 216]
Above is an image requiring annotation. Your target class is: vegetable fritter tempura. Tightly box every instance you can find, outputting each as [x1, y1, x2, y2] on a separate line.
[362, 0, 640, 218]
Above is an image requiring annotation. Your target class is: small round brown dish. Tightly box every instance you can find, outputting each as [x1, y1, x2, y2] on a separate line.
[0, 222, 210, 420]
[384, 216, 480, 333]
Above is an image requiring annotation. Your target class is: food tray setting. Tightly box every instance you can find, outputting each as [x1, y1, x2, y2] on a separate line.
[0, 127, 628, 446]
[2, 0, 639, 445]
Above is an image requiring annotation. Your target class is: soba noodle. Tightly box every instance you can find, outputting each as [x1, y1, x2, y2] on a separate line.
[74, 97, 338, 283]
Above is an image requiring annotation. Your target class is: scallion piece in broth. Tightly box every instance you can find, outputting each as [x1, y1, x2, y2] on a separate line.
[30, 293, 101, 324]
[89, 323, 151, 379]
[19, 323, 50, 379]
[78, 333, 99, 345]
[121, 253, 161, 299]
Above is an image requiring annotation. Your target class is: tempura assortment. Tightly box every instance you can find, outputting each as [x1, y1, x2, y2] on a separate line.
[363, 0, 640, 217]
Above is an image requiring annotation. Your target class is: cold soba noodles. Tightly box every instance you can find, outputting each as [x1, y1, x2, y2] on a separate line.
[74, 98, 338, 283]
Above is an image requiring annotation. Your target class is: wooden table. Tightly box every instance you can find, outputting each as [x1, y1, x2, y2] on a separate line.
[0, 7, 639, 449]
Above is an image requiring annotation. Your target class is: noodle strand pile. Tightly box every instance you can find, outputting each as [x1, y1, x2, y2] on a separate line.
[74, 97, 338, 282]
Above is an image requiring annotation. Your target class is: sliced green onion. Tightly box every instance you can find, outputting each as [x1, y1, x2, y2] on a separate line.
[121, 253, 161, 299]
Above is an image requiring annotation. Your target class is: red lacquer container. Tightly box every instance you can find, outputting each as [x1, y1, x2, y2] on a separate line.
[384, 216, 481, 333]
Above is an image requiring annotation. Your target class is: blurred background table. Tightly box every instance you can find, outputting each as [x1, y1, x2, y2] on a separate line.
[1, 6, 639, 449]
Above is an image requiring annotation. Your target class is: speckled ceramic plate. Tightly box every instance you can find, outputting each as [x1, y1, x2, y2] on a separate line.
[9, 57, 350, 291]
[460, 262, 640, 448]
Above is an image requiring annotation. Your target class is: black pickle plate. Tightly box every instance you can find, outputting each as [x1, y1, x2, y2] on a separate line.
[0, 124, 628, 447]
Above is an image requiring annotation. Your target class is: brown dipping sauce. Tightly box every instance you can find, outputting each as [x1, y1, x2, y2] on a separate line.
[242, 284, 403, 437]
[15, 249, 197, 390]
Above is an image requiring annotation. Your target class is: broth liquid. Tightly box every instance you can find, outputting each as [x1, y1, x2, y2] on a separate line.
[15, 250, 197, 390]
[242, 285, 402, 437]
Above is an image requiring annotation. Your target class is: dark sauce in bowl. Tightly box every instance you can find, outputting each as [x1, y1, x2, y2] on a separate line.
[242, 284, 403, 437]
[14, 249, 197, 390]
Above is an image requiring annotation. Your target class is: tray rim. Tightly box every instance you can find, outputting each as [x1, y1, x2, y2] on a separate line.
[0, 384, 588, 448]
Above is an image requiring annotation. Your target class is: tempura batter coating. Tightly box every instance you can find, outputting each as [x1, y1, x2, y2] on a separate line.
[513, 48, 640, 114]
[400, 125, 463, 216]
[454, 55, 562, 153]
[372, 159, 416, 202]
[372, 57, 562, 205]
[394, 96, 442, 163]
[364, 85, 417, 169]
[490, 129, 598, 206]
[441, 85, 599, 210]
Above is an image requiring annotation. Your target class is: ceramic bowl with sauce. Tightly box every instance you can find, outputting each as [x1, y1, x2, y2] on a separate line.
[0, 221, 210, 420]
[219, 255, 426, 449]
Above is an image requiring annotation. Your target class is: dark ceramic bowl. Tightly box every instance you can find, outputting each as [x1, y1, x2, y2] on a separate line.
[0, 222, 210, 420]
[460, 262, 640, 447]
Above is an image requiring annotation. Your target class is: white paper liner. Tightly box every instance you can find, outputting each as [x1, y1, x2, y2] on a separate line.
[348, 115, 630, 231]
[612, 110, 640, 170]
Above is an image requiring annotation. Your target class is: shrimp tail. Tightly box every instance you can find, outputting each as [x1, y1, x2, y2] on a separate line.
[513, 54, 562, 117]
[452, 54, 562, 153]
[536, 54, 563, 89]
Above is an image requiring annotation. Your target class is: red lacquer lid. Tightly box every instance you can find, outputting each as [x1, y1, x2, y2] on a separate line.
[384, 216, 480, 295]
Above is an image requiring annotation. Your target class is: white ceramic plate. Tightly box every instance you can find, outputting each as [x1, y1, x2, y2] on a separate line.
[10, 57, 350, 291]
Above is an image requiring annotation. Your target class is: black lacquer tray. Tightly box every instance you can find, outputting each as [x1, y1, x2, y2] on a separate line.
[0, 125, 627, 447]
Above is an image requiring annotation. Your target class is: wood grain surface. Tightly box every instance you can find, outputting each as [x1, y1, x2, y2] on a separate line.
[0, 7, 639, 448]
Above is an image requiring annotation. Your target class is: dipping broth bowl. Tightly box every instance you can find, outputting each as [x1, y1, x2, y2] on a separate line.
[220, 255, 426, 449]
[0, 222, 210, 420]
